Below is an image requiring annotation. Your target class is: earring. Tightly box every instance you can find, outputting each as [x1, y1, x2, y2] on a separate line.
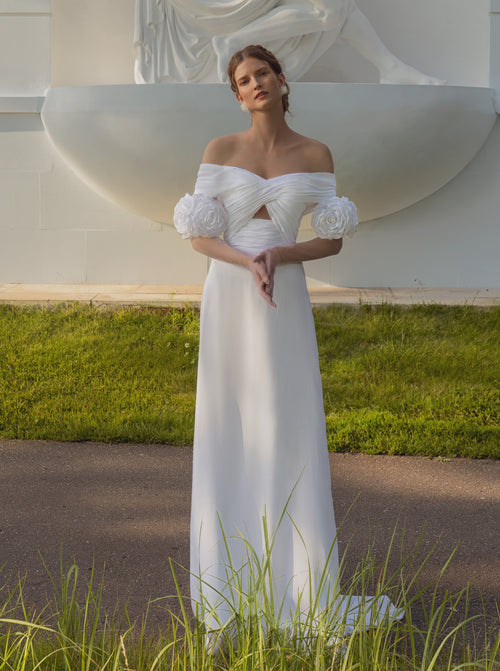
[240, 102, 249, 112]
[280, 84, 288, 96]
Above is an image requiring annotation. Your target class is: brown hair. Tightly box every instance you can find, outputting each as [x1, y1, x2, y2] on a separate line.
[227, 44, 290, 115]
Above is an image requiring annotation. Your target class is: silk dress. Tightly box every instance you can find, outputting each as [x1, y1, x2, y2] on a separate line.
[174, 164, 397, 634]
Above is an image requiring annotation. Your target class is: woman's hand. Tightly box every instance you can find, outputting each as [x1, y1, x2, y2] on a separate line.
[189, 236, 278, 307]
[250, 247, 281, 308]
[248, 258, 276, 308]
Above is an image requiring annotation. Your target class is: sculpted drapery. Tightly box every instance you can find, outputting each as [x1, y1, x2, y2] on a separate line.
[134, 0, 355, 83]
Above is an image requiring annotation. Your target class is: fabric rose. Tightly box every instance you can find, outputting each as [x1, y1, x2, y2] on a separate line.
[173, 193, 229, 239]
[311, 196, 358, 239]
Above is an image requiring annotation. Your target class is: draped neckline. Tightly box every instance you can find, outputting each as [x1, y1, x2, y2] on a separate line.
[200, 163, 335, 183]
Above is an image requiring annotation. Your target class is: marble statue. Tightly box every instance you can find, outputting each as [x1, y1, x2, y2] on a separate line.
[134, 0, 444, 85]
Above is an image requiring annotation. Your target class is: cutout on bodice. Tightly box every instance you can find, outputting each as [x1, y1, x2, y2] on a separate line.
[253, 204, 272, 220]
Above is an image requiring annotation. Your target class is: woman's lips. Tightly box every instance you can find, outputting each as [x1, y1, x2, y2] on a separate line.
[255, 91, 268, 100]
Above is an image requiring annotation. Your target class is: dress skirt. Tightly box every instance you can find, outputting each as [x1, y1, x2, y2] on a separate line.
[190, 219, 341, 629]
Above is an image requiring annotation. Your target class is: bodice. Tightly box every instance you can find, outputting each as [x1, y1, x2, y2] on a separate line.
[173, 163, 357, 243]
[194, 163, 337, 245]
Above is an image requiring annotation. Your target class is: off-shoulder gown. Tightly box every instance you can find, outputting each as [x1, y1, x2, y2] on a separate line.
[174, 164, 395, 634]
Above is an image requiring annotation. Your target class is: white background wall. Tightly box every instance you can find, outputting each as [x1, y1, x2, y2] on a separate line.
[300, 120, 500, 288]
[0, 0, 498, 287]
[308, 0, 491, 87]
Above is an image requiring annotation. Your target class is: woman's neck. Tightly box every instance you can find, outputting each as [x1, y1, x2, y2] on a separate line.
[248, 107, 291, 151]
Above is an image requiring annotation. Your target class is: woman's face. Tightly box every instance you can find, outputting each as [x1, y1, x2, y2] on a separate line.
[233, 57, 284, 112]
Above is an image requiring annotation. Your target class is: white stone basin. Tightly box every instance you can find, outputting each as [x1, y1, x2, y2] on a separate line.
[41, 83, 497, 223]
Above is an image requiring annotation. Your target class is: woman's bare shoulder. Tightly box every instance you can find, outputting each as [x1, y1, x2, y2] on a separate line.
[303, 138, 334, 173]
[201, 133, 245, 165]
[292, 134, 334, 173]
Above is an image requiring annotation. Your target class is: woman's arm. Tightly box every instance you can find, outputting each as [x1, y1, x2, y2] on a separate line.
[252, 143, 346, 298]
[190, 235, 250, 267]
[189, 138, 255, 272]
[269, 237, 343, 264]
[253, 237, 342, 303]
[191, 236, 277, 308]
[190, 137, 280, 306]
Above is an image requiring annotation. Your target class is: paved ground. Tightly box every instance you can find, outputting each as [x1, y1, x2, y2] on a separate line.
[1, 440, 498, 633]
[0, 283, 499, 307]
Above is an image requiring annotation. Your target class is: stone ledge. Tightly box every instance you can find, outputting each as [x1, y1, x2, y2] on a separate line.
[0, 0, 50, 15]
[0, 97, 44, 114]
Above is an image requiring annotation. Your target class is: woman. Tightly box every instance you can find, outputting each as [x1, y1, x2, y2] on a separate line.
[174, 44, 393, 645]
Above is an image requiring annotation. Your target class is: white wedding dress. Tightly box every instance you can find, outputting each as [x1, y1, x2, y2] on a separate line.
[174, 164, 397, 635]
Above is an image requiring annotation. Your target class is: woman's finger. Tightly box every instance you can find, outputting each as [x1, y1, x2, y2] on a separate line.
[250, 258, 276, 308]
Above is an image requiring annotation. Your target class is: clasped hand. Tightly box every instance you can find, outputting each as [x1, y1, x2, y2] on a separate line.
[248, 248, 280, 309]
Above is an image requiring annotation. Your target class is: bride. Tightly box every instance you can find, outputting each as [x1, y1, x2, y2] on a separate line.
[174, 44, 398, 648]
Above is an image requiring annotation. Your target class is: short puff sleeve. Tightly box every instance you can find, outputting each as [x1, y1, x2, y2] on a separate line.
[173, 193, 229, 239]
[311, 195, 358, 239]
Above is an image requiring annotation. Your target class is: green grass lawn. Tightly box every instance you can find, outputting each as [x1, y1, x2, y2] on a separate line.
[0, 302, 498, 458]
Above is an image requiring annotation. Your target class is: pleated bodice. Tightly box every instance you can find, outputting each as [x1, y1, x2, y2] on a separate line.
[194, 163, 337, 245]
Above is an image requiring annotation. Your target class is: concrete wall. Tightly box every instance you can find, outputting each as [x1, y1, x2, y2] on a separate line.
[0, 0, 498, 288]
[300, 119, 500, 288]
[0, 0, 50, 95]
[0, 129, 208, 284]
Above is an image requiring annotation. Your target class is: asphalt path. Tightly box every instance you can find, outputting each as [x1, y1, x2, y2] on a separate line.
[1, 441, 498, 635]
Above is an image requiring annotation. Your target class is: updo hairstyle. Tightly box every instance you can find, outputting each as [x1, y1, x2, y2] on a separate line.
[227, 44, 290, 115]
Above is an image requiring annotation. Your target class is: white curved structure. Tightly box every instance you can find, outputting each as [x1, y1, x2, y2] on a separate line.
[41, 83, 497, 224]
